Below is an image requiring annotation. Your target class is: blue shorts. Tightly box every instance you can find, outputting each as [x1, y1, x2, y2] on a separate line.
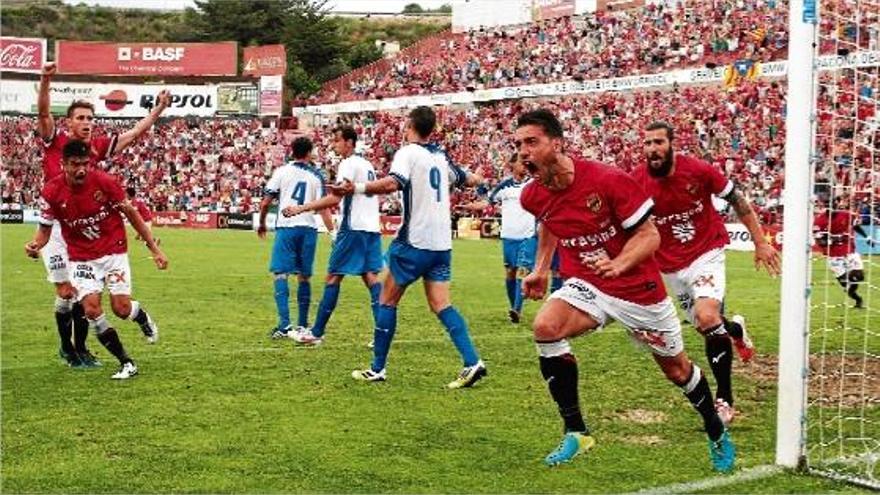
[270, 226, 318, 276]
[328, 230, 383, 275]
[387, 240, 451, 287]
[502, 237, 537, 270]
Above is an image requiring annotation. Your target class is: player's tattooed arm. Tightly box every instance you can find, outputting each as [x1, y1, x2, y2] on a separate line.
[37, 63, 57, 140]
[728, 188, 781, 276]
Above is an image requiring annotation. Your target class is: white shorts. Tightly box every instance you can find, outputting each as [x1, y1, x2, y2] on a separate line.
[41, 222, 70, 284]
[71, 253, 133, 301]
[827, 252, 864, 278]
[548, 277, 684, 357]
[662, 248, 726, 324]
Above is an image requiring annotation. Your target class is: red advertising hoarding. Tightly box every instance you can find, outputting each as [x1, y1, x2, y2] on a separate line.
[381, 216, 402, 236]
[56, 41, 237, 76]
[596, 0, 645, 12]
[243, 45, 287, 76]
[0, 37, 46, 74]
[533, 0, 576, 21]
[154, 212, 218, 229]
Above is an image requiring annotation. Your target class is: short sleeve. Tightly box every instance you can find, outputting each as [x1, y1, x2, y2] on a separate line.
[389, 147, 412, 188]
[264, 169, 281, 198]
[488, 182, 506, 204]
[311, 172, 325, 200]
[37, 187, 55, 226]
[337, 158, 355, 184]
[703, 162, 734, 198]
[607, 170, 654, 230]
[92, 134, 119, 160]
[443, 152, 467, 188]
[519, 183, 539, 216]
[100, 172, 127, 207]
[40, 127, 58, 148]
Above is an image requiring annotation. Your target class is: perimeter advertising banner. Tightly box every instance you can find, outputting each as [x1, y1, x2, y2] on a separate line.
[259, 75, 283, 115]
[596, 0, 645, 11]
[56, 41, 237, 76]
[217, 84, 259, 114]
[242, 45, 287, 76]
[0, 37, 46, 74]
[532, 0, 575, 21]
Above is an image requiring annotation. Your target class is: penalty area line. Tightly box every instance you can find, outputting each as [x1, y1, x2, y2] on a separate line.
[625, 464, 782, 494]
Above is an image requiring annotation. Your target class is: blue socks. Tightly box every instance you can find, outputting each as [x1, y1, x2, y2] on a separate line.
[513, 278, 524, 313]
[273, 277, 290, 329]
[551, 275, 563, 293]
[505, 278, 517, 309]
[438, 306, 479, 367]
[371, 304, 398, 372]
[369, 282, 381, 325]
[311, 283, 340, 338]
[297, 281, 311, 328]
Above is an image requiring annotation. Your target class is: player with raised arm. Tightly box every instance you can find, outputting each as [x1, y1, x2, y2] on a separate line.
[814, 195, 873, 308]
[331, 106, 487, 389]
[632, 121, 781, 424]
[460, 152, 536, 323]
[36, 62, 169, 367]
[258, 137, 335, 338]
[517, 109, 734, 471]
[26, 140, 168, 380]
[282, 126, 383, 346]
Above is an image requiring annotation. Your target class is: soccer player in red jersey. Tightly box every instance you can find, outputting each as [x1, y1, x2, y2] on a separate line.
[632, 122, 781, 425]
[36, 62, 169, 367]
[516, 109, 735, 472]
[26, 140, 168, 380]
[814, 196, 872, 308]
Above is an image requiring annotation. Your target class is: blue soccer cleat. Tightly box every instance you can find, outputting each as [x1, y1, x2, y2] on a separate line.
[708, 428, 736, 473]
[544, 431, 595, 466]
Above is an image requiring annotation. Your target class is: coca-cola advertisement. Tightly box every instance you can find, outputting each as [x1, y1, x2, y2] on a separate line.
[0, 37, 47, 74]
[56, 41, 237, 76]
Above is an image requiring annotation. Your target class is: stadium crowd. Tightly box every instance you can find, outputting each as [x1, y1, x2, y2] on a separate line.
[311, 0, 790, 104]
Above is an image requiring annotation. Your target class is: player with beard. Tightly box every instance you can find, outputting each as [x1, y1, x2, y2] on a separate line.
[517, 109, 735, 471]
[814, 196, 873, 308]
[36, 62, 169, 367]
[632, 122, 780, 425]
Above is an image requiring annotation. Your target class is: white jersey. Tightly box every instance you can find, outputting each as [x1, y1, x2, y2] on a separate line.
[337, 155, 381, 233]
[489, 177, 535, 240]
[389, 143, 466, 251]
[264, 161, 325, 229]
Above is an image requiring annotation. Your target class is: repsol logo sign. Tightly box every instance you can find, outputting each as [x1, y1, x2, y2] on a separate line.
[140, 93, 213, 110]
[728, 230, 752, 242]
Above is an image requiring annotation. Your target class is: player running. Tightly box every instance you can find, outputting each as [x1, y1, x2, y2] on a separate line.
[814, 195, 873, 308]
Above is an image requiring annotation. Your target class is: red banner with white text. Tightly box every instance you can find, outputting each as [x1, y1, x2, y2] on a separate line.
[243, 45, 287, 76]
[0, 37, 46, 74]
[56, 41, 237, 76]
[153, 212, 218, 229]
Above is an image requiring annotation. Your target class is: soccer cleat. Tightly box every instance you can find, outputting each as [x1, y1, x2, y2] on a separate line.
[111, 361, 138, 380]
[351, 368, 386, 382]
[138, 312, 159, 344]
[292, 328, 323, 347]
[269, 325, 293, 340]
[508, 309, 521, 324]
[544, 431, 596, 466]
[59, 348, 82, 367]
[708, 428, 736, 473]
[77, 350, 103, 368]
[714, 398, 735, 426]
[730, 314, 754, 362]
[447, 360, 488, 389]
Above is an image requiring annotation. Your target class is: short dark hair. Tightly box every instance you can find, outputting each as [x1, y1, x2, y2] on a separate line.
[66, 100, 95, 118]
[409, 106, 436, 139]
[646, 121, 675, 141]
[291, 137, 314, 160]
[62, 140, 90, 161]
[126, 187, 136, 197]
[516, 109, 563, 138]
[334, 126, 358, 146]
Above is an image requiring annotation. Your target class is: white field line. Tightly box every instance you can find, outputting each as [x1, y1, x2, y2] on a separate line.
[625, 464, 783, 494]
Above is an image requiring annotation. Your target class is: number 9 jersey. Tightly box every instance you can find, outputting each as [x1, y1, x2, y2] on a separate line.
[264, 161, 326, 229]
[388, 143, 467, 252]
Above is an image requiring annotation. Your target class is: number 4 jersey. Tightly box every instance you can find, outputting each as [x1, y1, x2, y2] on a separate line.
[40, 170, 128, 262]
[264, 161, 326, 229]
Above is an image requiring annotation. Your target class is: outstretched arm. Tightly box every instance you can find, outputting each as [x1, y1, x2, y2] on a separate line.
[119, 201, 167, 269]
[728, 188, 780, 275]
[25, 224, 53, 258]
[283, 193, 342, 217]
[37, 63, 57, 140]
[115, 90, 171, 153]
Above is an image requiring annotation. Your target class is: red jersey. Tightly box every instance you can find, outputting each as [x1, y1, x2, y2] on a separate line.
[814, 210, 858, 257]
[632, 155, 734, 273]
[132, 198, 154, 222]
[41, 129, 118, 182]
[521, 159, 666, 305]
[40, 170, 128, 262]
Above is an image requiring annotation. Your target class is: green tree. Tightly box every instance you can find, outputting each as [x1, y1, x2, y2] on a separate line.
[346, 41, 384, 70]
[185, 0, 294, 44]
[402, 3, 424, 13]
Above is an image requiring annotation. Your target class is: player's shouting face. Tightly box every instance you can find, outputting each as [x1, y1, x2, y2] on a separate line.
[644, 128, 674, 177]
[514, 124, 562, 188]
[64, 154, 90, 186]
[67, 106, 95, 141]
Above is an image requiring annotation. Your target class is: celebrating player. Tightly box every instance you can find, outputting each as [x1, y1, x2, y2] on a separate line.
[814, 195, 873, 308]
[37, 61, 170, 367]
[517, 109, 735, 471]
[258, 137, 335, 338]
[282, 126, 383, 346]
[26, 140, 167, 380]
[460, 152, 536, 323]
[331, 106, 487, 389]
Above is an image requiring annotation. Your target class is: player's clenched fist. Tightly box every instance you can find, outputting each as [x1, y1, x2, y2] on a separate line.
[24, 241, 41, 258]
[152, 249, 169, 270]
[41, 62, 57, 79]
[522, 271, 548, 300]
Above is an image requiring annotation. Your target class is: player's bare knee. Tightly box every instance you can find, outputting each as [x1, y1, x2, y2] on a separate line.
[533, 316, 565, 342]
[658, 355, 692, 385]
[111, 299, 132, 319]
[55, 283, 76, 300]
[693, 306, 722, 332]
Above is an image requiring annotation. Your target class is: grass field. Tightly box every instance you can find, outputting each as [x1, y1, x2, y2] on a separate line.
[1, 224, 874, 493]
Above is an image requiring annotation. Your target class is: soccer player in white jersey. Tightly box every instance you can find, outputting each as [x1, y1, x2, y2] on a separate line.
[281, 126, 383, 346]
[331, 106, 487, 389]
[461, 153, 536, 323]
[258, 137, 335, 338]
